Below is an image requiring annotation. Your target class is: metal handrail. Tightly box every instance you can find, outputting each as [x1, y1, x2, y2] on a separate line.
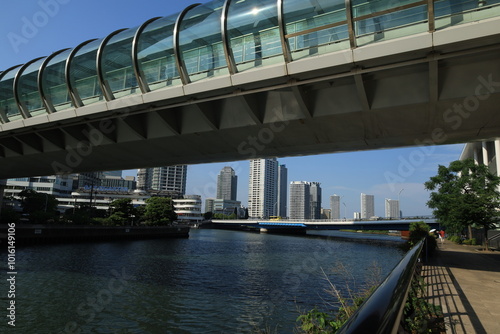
[337, 239, 425, 334]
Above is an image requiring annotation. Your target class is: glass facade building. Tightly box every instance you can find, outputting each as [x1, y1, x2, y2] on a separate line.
[1, 0, 499, 124]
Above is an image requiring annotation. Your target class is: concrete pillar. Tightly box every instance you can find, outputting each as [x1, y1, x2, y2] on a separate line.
[495, 140, 500, 177]
[472, 142, 480, 165]
[482, 141, 489, 166]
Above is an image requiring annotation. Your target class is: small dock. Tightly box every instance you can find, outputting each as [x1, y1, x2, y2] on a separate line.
[422, 241, 500, 333]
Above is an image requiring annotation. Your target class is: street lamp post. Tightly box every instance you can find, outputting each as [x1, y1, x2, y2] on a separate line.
[343, 202, 347, 220]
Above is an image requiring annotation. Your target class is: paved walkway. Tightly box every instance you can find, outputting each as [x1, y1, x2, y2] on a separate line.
[422, 240, 500, 334]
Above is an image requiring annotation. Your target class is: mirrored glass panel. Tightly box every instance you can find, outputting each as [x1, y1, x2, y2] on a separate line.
[69, 39, 103, 106]
[284, 0, 349, 60]
[101, 28, 139, 99]
[0, 66, 22, 122]
[351, 0, 427, 46]
[137, 14, 181, 91]
[17, 57, 47, 117]
[227, 0, 283, 72]
[41, 49, 73, 112]
[434, 0, 500, 30]
[179, 0, 228, 82]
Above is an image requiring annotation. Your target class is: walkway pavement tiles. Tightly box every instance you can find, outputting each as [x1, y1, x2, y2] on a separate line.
[422, 240, 500, 334]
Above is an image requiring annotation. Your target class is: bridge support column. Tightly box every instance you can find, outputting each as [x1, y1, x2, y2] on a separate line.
[495, 140, 500, 177]
[482, 141, 489, 166]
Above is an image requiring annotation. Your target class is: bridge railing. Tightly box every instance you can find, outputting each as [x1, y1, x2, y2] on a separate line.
[336, 239, 425, 334]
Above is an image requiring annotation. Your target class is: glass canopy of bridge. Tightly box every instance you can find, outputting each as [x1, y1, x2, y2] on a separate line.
[1, 0, 499, 124]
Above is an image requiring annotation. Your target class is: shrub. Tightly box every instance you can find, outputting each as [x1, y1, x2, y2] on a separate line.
[462, 238, 477, 245]
[447, 235, 462, 244]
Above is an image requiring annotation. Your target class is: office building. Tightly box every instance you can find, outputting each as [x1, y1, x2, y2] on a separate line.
[5, 175, 74, 199]
[277, 164, 288, 217]
[385, 199, 400, 219]
[361, 193, 375, 219]
[137, 165, 187, 196]
[321, 208, 331, 219]
[216, 166, 237, 201]
[248, 158, 278, 218]
[289, 181, 322, 219]
[289, 181, 311, 219]
[330, 194, 341, 219]
[205, 198, 241, 214]
[309, 182, 322, 219]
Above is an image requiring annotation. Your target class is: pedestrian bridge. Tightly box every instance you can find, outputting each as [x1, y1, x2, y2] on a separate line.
[1, 0, 500, 178]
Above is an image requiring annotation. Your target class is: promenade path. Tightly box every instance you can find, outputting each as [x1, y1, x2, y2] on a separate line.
[422, 240, 500, 334]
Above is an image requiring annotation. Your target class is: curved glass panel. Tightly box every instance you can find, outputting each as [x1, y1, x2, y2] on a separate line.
[0, 66, 22, 122]
[283, 0, 349, 61]
[101, 28, 139, 99]
[17, 57, 47, 117]
[69, 39, 103, 106]
[179, 0, 228, 82]
[137, 14, 181, 91]
[41, 49, 73, 111]
[227, 0, 283, 72]
[434, 0, 500, 30]
[351, 0, 428, 47]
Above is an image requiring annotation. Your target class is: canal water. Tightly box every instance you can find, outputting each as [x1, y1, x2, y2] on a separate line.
[7, 229, 404, 333]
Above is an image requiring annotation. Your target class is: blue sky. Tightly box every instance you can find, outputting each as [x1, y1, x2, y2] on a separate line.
[0, 0, 465, 217]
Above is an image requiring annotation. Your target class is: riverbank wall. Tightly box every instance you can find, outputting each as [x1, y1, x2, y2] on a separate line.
[0, 224, 189, 245]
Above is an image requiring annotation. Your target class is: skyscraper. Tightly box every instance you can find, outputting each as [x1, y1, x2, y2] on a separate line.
[289, 181, 321, 219]
[385, 199, 400, 219]
[277, 164, 288, 218]
[360, 193, 375, 219]
[248, 158, 278, 218]
[289, 181, 311, 219]
[330, 194, 341, 219]
[137, 165, 187, 196]
[309, 182, 322, 219]
[216, 166, 237, 200]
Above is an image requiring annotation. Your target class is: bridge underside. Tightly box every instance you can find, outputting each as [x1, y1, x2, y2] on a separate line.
[1, 21, 500, 178]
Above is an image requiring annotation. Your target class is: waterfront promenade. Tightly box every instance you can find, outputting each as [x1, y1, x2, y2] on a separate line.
[422, 240, 500, 334]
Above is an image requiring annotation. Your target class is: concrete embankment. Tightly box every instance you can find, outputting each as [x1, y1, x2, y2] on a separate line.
[0, 224, 189, 245]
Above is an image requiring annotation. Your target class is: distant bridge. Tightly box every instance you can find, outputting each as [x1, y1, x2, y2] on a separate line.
[211, 218, 439, 231]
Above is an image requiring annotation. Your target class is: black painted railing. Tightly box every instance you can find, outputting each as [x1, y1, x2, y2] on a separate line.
[337, 239, 425, 334]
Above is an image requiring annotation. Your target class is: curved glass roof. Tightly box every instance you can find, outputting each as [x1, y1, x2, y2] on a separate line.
[1, 0, 499, 124]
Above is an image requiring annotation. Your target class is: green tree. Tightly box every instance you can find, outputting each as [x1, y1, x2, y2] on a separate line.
[142, 197, 177, 225]
[18, 189, 59, 224]
[425, 159, 500, 249]
[108, 198, 136, 226]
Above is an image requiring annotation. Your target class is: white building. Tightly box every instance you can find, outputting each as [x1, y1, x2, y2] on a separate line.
[360, 193, 375, 219]
[385, 199, 400, 219]
[173, 195, 202, 222]
[248, 158, 278, 218]
[137, 165, 187, 195]
[4, 175, 74, 200]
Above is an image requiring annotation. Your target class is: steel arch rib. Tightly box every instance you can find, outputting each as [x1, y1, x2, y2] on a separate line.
[132, 17, 162, 94]
[221, 0, 237, 75]
[65, 39, 98, 108]
[13, 57, 46, 119]
[96, 28, 128, 101]
[38, 48, 71, 114]
[173, 3, 201, 85]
